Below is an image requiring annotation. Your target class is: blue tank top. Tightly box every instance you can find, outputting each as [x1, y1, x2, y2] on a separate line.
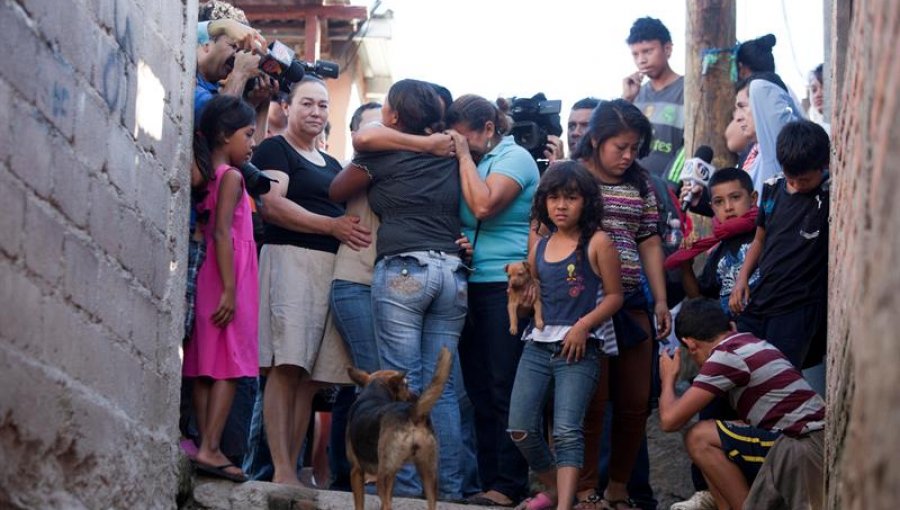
[523, 235, 619, 354]
[535, 237, 600, 326]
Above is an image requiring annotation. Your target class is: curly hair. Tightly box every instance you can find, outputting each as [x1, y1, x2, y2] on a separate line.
[531, 161, 602, 249]
[626, 17, 672, 45]
[199, 0, 249, 24]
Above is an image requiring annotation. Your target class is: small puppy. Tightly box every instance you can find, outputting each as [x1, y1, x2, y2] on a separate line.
[346, 347, 452, 510]
[505, 261, 543, 336]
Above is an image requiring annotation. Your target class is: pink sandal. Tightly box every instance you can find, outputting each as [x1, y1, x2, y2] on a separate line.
[515, 491, 556, 510]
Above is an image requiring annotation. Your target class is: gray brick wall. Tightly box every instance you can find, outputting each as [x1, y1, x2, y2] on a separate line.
[0, 0, 196, 507]
[828, 0, 900, 508]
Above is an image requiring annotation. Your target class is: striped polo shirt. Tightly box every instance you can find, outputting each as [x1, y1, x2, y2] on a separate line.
[692, 332, 825, 437]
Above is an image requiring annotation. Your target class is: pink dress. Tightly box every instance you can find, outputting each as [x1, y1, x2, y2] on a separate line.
[183, 164, 259, 379]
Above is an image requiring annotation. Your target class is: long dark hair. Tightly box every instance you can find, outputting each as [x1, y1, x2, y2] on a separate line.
[531, 161, 602, 249]
[193, 94, 256, 183]
[386, 79, 445, 135]
[571, 98, 652, 196]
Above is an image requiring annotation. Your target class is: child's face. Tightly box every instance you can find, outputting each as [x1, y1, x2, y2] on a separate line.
[785, 169, 825, 194]
[546, 189, 584, 232]
[224, 125, 256, 165]
[710, 181, 756, 221]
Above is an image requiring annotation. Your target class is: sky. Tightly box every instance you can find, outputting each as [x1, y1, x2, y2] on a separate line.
[353, 0, 824, 121]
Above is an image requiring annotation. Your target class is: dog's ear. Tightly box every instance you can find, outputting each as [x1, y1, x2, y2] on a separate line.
[347, 366, 370, 387]
[522, 260, 530, 272]
[504, 263, 510, 273]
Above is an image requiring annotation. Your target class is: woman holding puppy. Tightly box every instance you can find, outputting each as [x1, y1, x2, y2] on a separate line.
[445, 95, 540, 507]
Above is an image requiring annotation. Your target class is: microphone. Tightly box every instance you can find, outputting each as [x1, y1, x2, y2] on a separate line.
[681, 145, 714, 212]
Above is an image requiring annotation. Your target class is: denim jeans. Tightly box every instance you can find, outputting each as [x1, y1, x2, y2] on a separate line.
[243, 375, 274, 481]
[329, 279, 381, 490]
[508, 340, 601, 472]
[373, 251, 468, 500]
[459, 282, 529, 500]
[456, 353, 483, 497]
[331, 279, 381, 373]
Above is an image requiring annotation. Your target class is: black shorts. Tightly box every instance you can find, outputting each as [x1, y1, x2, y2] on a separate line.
[716, 420, 781, 483]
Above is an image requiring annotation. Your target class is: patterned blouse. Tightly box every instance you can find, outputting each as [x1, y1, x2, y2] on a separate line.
[597, 179, 659, 293]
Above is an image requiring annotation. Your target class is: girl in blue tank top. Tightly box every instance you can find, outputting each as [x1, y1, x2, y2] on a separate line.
[508, 162, 624, 509]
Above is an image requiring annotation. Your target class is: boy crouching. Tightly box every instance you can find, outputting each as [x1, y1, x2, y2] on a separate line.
[658, 298, 824, 510]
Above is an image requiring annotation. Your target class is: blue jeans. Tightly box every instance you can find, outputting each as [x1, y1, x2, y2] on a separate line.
[459, 282, 529, 500]
[243, 375, 273, 481]
[331, 280, 381, 373]
[508, 341, 601, 472]
[373, 251, 468, 500]
[328, 279, 380, 491]
[456, 353, 483, 497]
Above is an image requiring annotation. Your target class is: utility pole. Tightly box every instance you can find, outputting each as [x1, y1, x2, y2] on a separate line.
[684, 0, 737, 168]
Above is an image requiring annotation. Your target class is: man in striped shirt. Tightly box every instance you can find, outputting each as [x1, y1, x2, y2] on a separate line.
[658, 298, 824, 510]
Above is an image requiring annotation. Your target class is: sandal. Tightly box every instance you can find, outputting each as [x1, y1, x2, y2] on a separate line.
[600, 498, 639, 510]
[574, 491, 604, 510]
[515, 491, 556, 510]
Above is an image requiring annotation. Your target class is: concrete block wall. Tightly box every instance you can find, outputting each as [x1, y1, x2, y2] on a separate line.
[827, 0, 900, 508]
[0, 0, 196, 507]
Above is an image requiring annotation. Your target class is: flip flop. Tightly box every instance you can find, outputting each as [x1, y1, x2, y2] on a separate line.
[192, 460, 248, 483]
[515, 492, 555, 510]
[467, 494, 515, 507]
[601, 498, 639, 510]
[574, 491, 604, 510]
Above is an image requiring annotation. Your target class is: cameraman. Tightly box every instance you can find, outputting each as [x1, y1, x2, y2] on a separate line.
[195, 24, 276, 142]
[544, 97, 599, 162]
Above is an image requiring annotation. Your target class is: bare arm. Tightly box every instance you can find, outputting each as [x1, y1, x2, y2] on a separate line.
[352, 124, 453, 155]
[218, 51, 260, 98]
[680, 260, 701, 298]
[638, 235, 671, 338]
[260, 169, 371, 250]
[561, 232, 624, 363]
[211, 169, 243, 327]
[207, 19, 267, 52]
[450, 130, 523, 220]
[658, 348, 717, 432]
[729, 226, 766, 313]
[329, 164, 370, 203]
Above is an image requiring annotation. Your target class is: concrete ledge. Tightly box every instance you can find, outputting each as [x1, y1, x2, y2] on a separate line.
[185, 478, 508, 509]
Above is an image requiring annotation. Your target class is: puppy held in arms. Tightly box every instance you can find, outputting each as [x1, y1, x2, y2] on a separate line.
[346, 347, 453, 510]
[506, 260, 544, 336]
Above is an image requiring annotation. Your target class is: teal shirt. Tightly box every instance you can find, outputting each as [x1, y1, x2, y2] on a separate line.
[460, 136, 539, 283]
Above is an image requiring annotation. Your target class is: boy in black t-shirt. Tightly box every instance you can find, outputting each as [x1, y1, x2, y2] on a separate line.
[729, 120, 830, 369]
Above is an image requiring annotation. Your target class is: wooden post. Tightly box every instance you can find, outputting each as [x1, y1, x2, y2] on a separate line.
[684, 0, 736, 169]
[304, 13, 321, 62]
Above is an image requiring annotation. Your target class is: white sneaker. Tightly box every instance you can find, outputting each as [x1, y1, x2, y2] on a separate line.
[670, 491, 716, 510]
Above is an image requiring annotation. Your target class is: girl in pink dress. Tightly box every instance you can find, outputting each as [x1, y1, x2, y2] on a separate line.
[184, 95, 259, 482]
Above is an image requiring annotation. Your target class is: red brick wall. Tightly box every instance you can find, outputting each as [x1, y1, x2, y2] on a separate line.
[828, 0, 900, 507]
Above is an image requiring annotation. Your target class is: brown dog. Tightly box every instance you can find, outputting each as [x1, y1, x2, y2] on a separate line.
[505, 261, 543, 335]
[346, 347, 453, 510]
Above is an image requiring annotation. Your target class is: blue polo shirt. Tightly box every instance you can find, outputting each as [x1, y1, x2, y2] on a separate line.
[460, 136, 539, 283]
[194, 73, 218, 124]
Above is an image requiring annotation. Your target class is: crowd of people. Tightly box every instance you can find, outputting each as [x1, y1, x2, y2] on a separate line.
[181, 3, 832, 510]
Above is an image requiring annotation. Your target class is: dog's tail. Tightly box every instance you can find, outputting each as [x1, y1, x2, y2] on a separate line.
[412, 347, 453, 423]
